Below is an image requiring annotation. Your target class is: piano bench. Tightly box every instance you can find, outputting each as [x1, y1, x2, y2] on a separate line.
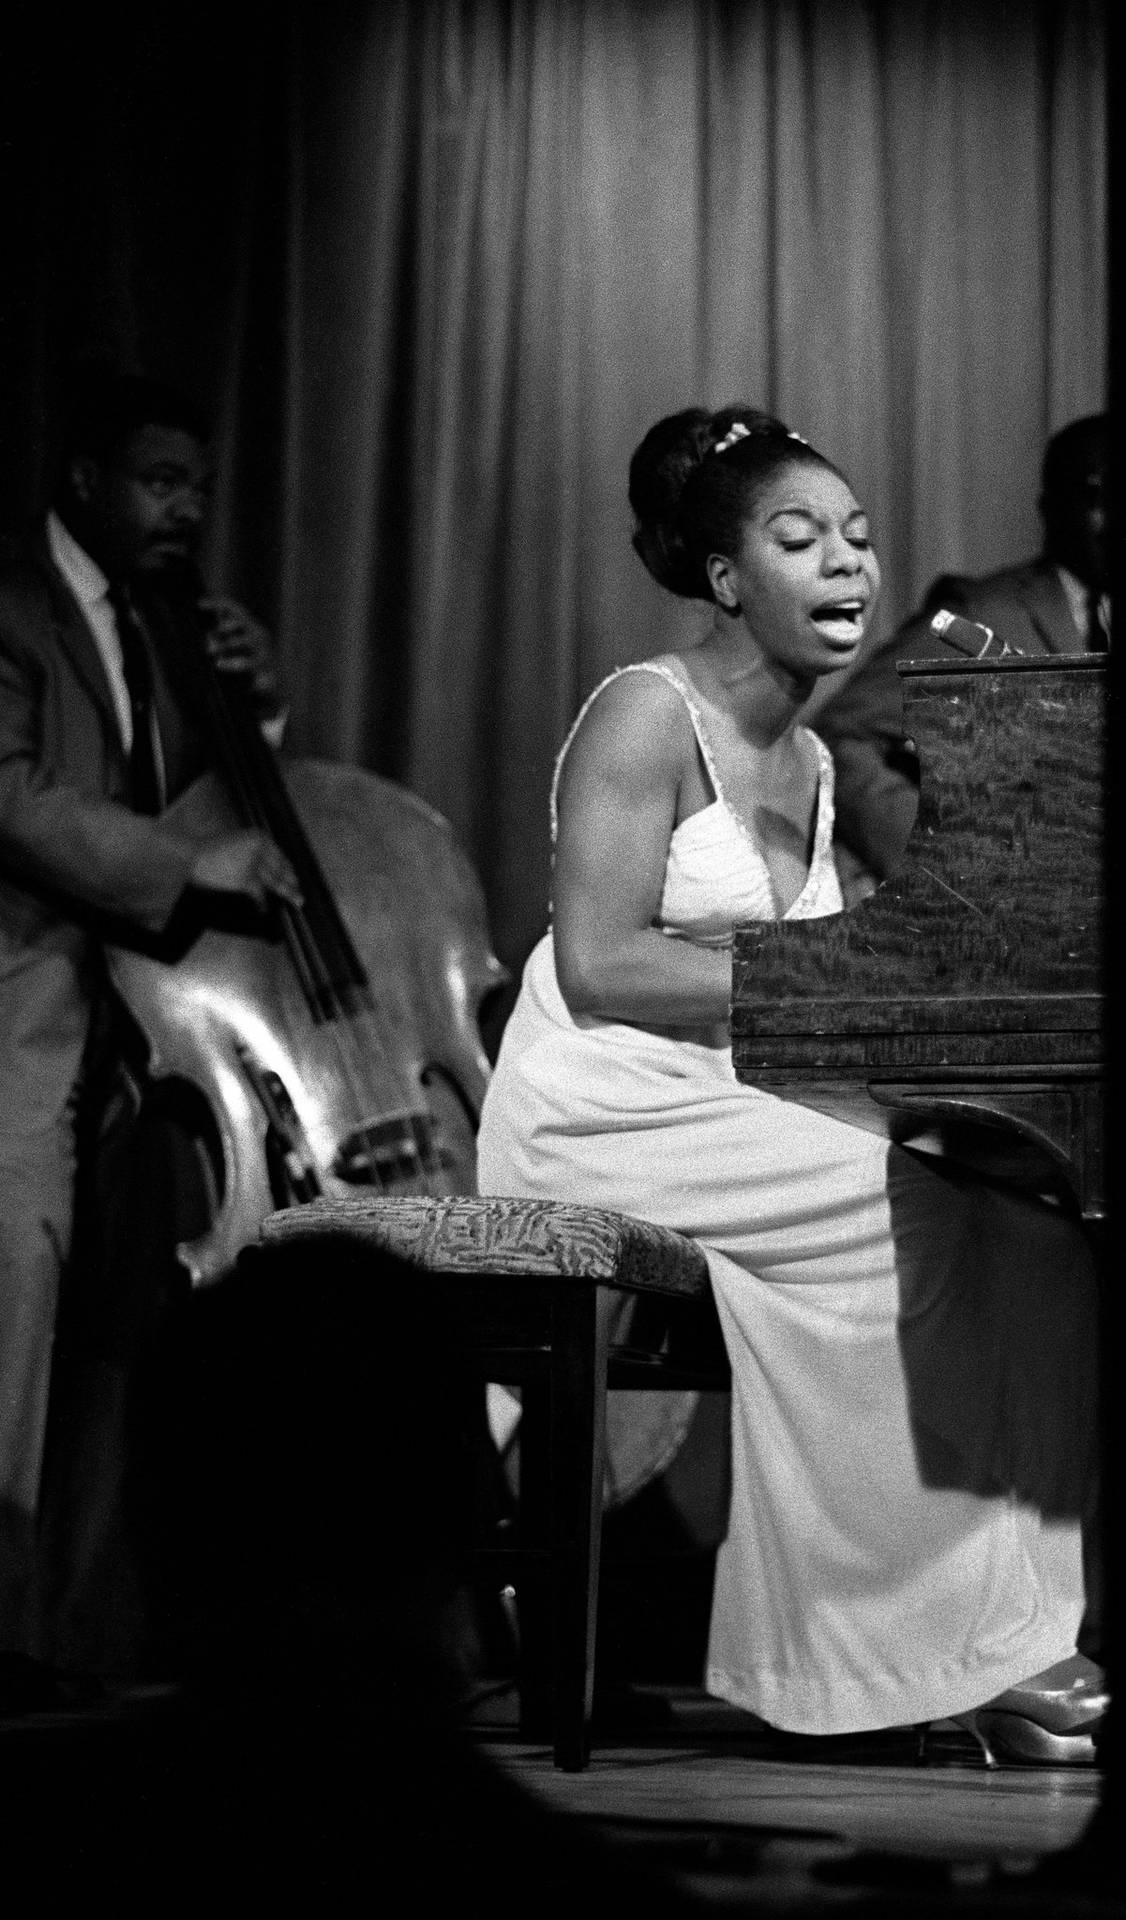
[258, 1192, 728, 1770]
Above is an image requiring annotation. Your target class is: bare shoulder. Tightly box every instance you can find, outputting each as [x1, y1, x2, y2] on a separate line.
[553, 665, 697, 830]
[566, 661, 694, 776]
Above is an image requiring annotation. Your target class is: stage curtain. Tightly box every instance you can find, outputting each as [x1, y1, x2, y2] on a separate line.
[1, 0, 1106, 969]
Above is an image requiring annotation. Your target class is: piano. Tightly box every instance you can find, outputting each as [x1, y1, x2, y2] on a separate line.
[730, 649, 1105, 1222]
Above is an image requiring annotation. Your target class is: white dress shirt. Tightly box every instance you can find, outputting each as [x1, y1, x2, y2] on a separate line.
[47, 509, 136, 750]
[46, 511, 286, 770]
[47, 509, 169, 803]
[1056, 561, 1111, 648]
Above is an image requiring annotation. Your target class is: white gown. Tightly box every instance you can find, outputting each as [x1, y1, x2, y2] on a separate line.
[476, 659, 1094, 1736]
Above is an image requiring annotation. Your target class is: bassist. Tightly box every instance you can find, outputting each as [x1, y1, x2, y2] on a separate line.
[0, 371, 297, 1708]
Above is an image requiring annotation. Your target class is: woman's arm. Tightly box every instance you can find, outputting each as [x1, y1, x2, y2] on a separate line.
[551, 673, 733, 1027]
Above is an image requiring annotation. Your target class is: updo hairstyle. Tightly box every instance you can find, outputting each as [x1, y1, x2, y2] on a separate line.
[628, 404, 840, 603]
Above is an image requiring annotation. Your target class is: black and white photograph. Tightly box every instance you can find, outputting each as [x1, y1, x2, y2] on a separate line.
[0, 1, 1116, 1908]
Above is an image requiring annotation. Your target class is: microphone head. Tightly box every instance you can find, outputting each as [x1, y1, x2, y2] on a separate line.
[929, 608, 996, 658]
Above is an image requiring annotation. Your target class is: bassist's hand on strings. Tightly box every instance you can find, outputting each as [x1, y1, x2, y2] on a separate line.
[190, 830, 303, 911]
[198, 594, 284, 721]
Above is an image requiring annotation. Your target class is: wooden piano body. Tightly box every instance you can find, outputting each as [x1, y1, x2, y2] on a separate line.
[730, 653, 1105, 1219]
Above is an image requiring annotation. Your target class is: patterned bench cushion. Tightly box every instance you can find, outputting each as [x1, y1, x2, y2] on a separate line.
[260, 1194, 711, 1298]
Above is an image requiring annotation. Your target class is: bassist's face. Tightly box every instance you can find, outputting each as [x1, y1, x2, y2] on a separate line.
[66, 424, 213, 580]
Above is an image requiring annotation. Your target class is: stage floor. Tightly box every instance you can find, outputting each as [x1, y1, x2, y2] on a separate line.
[0, 1677, 1115, 1911]
[471, 1684, 1112, 1912]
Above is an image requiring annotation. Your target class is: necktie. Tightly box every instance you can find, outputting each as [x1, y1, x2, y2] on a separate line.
[106, 581, 164, 813]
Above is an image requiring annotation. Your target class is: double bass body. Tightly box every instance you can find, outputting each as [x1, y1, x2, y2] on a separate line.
[109, 642, 506, 1287]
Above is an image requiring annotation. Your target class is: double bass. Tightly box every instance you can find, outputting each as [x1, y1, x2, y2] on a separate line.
[107, 583, 507, 1288]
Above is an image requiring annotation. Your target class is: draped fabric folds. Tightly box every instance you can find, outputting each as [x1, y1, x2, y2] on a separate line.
[1, 0, 1106, 969]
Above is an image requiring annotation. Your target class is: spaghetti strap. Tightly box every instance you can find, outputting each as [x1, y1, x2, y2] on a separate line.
[549, 659, 725, 842]
[549, 656, 838, 922]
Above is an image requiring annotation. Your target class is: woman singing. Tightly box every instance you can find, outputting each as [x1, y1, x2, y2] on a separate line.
[476, 406, 1104, 1763]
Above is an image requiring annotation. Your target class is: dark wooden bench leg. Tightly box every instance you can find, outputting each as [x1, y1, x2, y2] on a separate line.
[549, 1283, 611, 1771]
[515, 1376, 553, 1741]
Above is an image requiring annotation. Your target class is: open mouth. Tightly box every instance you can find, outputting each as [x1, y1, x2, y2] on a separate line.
[810, 599, 866, 644]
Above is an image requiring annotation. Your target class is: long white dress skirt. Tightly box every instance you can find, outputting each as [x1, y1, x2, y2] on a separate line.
[476, 936, 1096, 1735]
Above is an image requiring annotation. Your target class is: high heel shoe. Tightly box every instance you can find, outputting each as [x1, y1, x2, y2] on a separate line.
[950, 1653, 1108, 1767]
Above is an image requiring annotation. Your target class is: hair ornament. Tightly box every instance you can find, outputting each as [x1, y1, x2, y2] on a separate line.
[713, 421, 751, 456]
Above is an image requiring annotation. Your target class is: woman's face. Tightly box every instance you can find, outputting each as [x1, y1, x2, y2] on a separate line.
[710, 461, 881, 679]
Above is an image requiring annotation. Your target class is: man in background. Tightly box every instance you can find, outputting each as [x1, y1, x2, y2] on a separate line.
[820, 412, 1109, 883]
[0, 372, 298, 1710]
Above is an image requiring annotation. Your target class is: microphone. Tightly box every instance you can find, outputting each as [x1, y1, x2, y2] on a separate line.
[928, 609, 995, 658]
[928, 608, 1021, 660]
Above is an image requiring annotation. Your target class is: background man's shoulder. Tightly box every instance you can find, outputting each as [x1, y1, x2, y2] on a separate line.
[933, 556, 1048, 608]
[924, 557, 1067, 654]
[889, 556, 1053, 656]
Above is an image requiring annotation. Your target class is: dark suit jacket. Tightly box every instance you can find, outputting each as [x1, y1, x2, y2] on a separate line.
[818, 557, 1092, 880]
[0, 534, 212, 1132]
